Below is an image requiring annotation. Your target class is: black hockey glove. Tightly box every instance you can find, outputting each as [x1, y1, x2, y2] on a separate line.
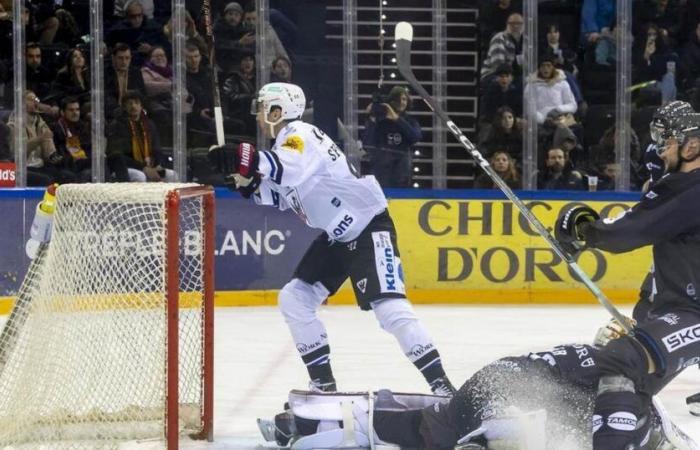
[554, 206, 600, 256]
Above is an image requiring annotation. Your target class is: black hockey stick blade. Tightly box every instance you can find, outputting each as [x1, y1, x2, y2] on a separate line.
[393, 21, 631, 330]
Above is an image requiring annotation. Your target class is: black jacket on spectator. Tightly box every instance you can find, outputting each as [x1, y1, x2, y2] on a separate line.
[26, 65, 54, 102]
[222, 71, 257, 136]
[104, 67, 147, 118]
[480, 126, 523, 161]
[52, 117, 92, 182]
[51, 69, 91, 104]
[480, 81, 523, 125]
[186, 68, 214, 119]
[537, 162, 585, 190]
[680, 31, 700, 89]
[213, 20, 249, 72]
[632, 36, 676, 84]
[106, 18, 167, 61]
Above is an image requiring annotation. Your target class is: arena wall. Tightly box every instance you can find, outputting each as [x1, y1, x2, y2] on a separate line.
[0, 188, 648, 313]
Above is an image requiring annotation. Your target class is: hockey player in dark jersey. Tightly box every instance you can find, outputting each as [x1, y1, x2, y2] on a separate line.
[639, 102, 700, 417]
[555, 112, 700, 448]
[257, 343, 697, 449]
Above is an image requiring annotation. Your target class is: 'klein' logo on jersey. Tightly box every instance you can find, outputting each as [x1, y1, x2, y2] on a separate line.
[662, 324, 700, 352]
[384, 246, 397, 290]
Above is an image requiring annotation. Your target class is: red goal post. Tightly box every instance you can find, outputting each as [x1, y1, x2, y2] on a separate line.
[0, 183, 215, 449]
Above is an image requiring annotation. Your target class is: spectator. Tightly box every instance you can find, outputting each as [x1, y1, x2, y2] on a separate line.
[538, 111, 583, 166]
[213, 2, 251, 72]
[221, 52, 256, 136]
[163, 10, 206, 56]
[540, 24, 578, 77]
[52, 96, 91, 182]
[593, 160, 621, 191]
[114, 0, 154, 20]
[106, 90, 177, 182]
[523, 54, 577, 125]
[361, 85, 422, 188]
[242, 3, 289, 70]
[632, 23, 678, 101]
[474, 150, 522, 189]
[479, 106, 523, 161]
[270, 55, 293, 83]
[106, 0, 167, 65]
[680, 22, 700, 90]
[25, 1, 60, 45]
[480, 0, 521, 46]
[479, 63, 522, 125]
[104, 43, 147, 118]
[580, 0, 616, 46]
[184, 41, 216, 143]
[633, 0, 682, 46]
[7, 90, 75, 185]
[51, 47, 91, 105]
[588, 125, 643, 187]
[141, 45, 193, 120]
[25, 43, 54, 104]
[480, 12, 523, 82]
[537, 147, 585, 190]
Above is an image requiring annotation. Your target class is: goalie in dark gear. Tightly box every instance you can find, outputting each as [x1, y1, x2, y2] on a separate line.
[257, 343, 697, 449]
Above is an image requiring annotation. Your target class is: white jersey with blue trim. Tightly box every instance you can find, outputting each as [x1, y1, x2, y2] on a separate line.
[254, 120, 388, 242]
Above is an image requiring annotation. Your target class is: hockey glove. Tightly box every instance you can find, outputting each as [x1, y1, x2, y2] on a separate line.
[554, 206, 600, 256]
[593, 316, 636, 347]
[208, 142, 259, 177]
[224, 172, 261, 198]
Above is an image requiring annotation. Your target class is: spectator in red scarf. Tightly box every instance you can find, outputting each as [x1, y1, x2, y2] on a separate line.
[52, 96, 91, 182]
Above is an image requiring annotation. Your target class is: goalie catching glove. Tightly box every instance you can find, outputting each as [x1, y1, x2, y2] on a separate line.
[208, 142, 261, 198]
[554, 206, 600, 256]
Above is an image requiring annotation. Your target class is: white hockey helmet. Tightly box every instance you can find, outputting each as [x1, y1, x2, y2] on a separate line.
[251, 82, 306, 121]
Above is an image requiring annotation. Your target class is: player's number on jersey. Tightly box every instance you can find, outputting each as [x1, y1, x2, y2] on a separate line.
[312, 127, 360, 178]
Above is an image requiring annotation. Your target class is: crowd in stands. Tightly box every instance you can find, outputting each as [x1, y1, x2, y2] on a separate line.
[476, 0, 700, 191]
[0, 0, 297, 185]
[1, 0, 699, 190]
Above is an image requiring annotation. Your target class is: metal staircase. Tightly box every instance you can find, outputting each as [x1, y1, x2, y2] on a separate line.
[325, 0, 479, 188]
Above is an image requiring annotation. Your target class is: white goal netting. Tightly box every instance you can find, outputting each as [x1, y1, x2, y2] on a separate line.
[0, 183, 213, 449]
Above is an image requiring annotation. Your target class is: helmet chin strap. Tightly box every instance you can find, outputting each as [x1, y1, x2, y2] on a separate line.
[265, 115, 284, 138]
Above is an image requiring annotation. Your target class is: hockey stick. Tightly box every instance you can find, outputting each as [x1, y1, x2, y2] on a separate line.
[201, 0, 225, 146]
[393, 22, 630, 331]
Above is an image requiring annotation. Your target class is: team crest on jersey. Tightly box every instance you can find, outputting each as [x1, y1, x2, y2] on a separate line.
[282, 135, 305, 154]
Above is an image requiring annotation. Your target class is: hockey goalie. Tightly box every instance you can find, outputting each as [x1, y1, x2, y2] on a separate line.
[258, 343, 699, 450]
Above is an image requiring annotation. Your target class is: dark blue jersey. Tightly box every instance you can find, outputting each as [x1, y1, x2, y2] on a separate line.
[583, 168, 700, 311]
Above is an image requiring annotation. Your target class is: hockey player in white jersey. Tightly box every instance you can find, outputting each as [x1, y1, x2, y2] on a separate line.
[209, 82, 455, 395]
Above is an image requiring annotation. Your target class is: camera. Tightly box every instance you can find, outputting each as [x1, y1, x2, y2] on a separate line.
[370, 91, 389, 119]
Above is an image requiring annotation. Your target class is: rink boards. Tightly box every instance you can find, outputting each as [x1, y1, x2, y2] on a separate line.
[0, 188, 649, 313]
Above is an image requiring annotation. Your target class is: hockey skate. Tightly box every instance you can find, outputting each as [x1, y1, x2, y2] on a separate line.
[687, 392, 700, 417]
[429, 376, 456, 396]
[456, 407, 547, 450]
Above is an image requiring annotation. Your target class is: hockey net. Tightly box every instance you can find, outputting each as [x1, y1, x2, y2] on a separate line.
[0, 183, 215, 449]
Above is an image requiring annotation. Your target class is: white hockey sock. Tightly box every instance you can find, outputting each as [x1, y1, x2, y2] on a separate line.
[279, 279, 332, 368]
[371, 299, 445, 381]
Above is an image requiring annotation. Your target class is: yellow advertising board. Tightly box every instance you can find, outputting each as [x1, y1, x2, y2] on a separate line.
[377, 198, 650, 305]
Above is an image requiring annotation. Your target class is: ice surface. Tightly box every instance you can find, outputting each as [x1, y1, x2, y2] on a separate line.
[4, 304, 699, 448]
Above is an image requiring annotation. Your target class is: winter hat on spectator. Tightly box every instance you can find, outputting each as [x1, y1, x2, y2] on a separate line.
[495, 63, 513, 76]
[224, 2, 243, 15]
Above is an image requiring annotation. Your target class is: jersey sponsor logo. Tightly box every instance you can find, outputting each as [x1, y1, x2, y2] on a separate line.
[581, 357, 595, 367]
[602, 209, 630, 225]
[331, 197, 341, 207]
[687, 283, 696, 299]
[676, 356, 700, 372]
[286, 190, 309, 225]
[662, 324, 700, 352]
[330, 210, 355, 238]
[356, 278, 367, 293]
[296, 340, 324, 354]
[281, 135, 305, 154]
[645, 190, 658, 199]
[372, 231, 406, 294]
[347, 241, 357, 251]
[659, 313, 680, 326]
[592, 414, 603, 433]
[607, 412, 637, 431]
